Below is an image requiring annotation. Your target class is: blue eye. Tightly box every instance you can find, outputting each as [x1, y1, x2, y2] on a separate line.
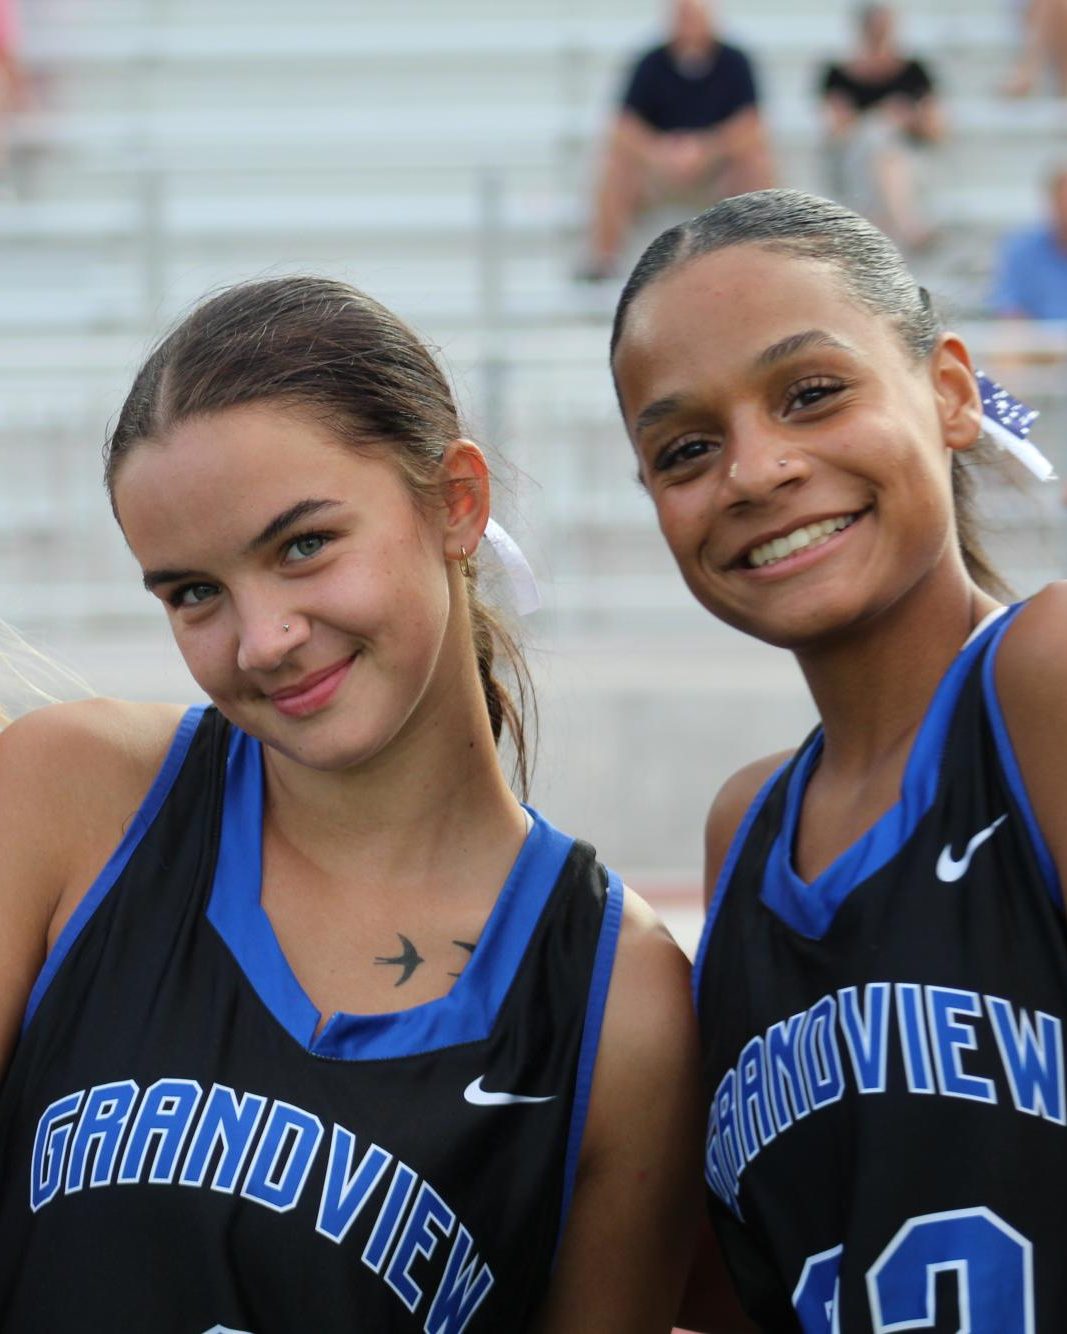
[285, 533, 328, 562]
[171, 582, 218, 609]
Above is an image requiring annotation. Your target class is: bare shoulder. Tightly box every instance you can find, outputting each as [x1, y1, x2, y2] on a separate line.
[608, 886, 694, 1041]
[0, 698, 187, 1075]
[992, 584, 1067, 768]
[0, 697, 186, 812]
[995, 582, 1067, 698]
[0, 698, 188, 907]
[586, 885, 696, 1114]
[992, 584, 1067, 889]
[589, 884, 700, 1168]
[704, 750, 794, 907]
[539, 885, 703, 1331]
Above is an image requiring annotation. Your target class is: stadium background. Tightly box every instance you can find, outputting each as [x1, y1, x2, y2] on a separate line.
[3, 0, 1066, 954]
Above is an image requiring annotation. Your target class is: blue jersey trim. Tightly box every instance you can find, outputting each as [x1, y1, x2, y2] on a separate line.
[21, 705, 208, 1035]
[981, 605, 1062, 907]
[207, 725, 321, 1045]
[762, 614, 1010, 939]
[691, 764, 787, 1008]
[206, 726, 577, 1060]
[555, 869, 624, 1257]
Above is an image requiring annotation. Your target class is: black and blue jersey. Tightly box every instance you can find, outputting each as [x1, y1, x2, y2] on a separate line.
[0, 706, 622, 1333]
[694, 606, 1067, 1331]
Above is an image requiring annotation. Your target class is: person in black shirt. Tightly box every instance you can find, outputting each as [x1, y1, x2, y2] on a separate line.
[580, 0, 773, 280]
[820, 4, 944, 250]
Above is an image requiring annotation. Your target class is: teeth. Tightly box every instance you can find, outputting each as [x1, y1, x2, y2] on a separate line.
[747, 515, 857, 569]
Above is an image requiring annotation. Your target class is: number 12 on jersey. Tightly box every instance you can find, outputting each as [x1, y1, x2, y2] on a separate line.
[792, 1206, 1034, 1332]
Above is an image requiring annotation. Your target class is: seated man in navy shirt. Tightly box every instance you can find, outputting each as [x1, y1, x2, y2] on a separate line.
[580, 0, 773, 279]
[991, 165, 1067, 320]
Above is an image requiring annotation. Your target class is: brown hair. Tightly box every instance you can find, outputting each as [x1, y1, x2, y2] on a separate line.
[106, 275, 534, 794]
[611, 188, 1010, 600]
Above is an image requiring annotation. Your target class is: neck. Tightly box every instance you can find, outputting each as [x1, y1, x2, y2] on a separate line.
[260, 666, 525, 894]
[793, 566, 1000, 779]
[858, 38, 897, 64]
[672, 34, 715, 60]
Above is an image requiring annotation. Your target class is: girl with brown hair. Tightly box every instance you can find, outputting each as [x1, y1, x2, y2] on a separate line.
[0, 276, 702, 1332]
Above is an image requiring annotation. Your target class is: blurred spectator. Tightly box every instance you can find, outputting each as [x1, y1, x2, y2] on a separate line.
[991, 165, 1067, 318]
[578, 0, 773, 281]
[820, 4, 944, 251]
[1002, 0, 1067, 97]
[0, 0, 23, 102]
[0, 0, 26, 185]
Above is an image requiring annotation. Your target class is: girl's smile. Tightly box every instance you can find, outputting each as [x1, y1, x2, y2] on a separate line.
[267, 653, 359, 717]
[735, 510, 863, 573]
[113, 402, 460, 772]
[613, 244, 981, 649]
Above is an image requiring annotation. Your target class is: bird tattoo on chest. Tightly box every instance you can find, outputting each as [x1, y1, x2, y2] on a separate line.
[373, 935, 478, 986]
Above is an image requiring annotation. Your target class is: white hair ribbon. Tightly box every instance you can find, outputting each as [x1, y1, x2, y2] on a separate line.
[976, 370, 1056, 481]
[481, 518, 541, 616]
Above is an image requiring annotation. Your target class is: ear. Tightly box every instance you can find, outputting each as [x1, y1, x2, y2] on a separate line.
[931, 333, 983, 454]
[439, 439, 491, 560]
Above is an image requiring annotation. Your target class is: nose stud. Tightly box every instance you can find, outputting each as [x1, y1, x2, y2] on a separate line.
[729, 459, 790, 480]
[282, 623, 290, 633]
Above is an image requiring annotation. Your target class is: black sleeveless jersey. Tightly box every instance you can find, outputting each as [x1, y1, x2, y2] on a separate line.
[0, 706, 623, 1333]
[693, 606, 1067, 1332]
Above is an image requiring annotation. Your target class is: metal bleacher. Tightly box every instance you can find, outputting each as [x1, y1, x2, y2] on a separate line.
[2, 0, 1064, 555]
[4, 0, 1065, 342]
[1, 0, 1066, 877]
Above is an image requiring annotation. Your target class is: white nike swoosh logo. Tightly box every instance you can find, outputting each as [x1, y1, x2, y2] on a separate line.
[463, 1076, 556, 1107]
[936, 814, 1007, 883]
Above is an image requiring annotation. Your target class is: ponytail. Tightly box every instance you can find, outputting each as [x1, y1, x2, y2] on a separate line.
[468, 588, 535, 800]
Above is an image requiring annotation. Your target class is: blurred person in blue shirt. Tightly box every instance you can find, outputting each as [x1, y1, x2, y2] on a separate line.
[991, 166, 1067, 319]
[578, 0, 773, 281]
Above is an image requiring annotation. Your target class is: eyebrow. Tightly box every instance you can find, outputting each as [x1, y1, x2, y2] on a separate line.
[244, 497, 342, 553]
[142, 497, 342, 591]
[755, 328, 853, 369]
[634, 395, 686, 439]
[632, 329, 854, 440]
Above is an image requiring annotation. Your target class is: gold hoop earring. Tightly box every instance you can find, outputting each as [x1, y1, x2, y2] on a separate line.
[459, 546, 471, 578]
